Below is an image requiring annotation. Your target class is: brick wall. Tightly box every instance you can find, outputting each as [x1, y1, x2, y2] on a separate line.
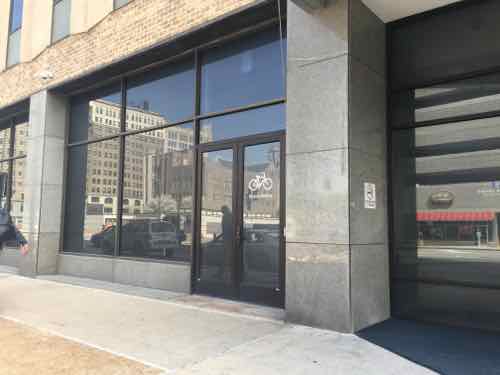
[0, 0, 257, 108]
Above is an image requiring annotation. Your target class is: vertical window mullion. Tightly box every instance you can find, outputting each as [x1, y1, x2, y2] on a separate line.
[114, 78, 127, 256]
[194, 49, 202, 139]
[191, 49, 201, 282]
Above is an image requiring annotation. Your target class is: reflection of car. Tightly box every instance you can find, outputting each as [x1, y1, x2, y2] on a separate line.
[202, 228, 279, 272]
[90, 225, 115, 249]
[90, 219, 186, 257]
[121, 220, 181, 256]
[245, 229, 279, 243]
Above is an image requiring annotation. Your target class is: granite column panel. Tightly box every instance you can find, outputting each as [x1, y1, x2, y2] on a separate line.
[19, 90, 68, 277]
[286, 0, 388, 332]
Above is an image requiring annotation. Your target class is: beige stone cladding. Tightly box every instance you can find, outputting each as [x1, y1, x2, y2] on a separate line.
[0, 0, 257, 109]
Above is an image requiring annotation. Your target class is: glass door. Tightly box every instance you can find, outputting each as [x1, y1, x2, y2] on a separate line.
[239, 141, 283, 306]
[194, 135, 284, 307]
[196, 147, 237, 298]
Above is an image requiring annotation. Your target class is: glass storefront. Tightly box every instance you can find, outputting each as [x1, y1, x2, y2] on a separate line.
[63, 25, 286, 270]
[391, 73, 500, 330]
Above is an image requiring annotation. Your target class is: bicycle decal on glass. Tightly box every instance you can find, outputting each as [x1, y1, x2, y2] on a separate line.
[248, 173, 273, 193]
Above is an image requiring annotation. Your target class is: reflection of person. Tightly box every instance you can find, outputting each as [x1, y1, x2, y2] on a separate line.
[0, 208, 29, 256]
[418, 231, 424, 246]
[221, 205, 233, 284]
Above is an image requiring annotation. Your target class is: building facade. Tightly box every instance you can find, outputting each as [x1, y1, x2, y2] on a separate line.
[1, 0, 499, 334]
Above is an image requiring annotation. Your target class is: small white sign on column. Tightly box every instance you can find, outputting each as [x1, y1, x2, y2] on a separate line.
[364, 182, 376, 209]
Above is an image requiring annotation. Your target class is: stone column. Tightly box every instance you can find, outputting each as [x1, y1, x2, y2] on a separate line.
[348, 0, 389, 332]
[19, 90, 68, 277]
[286, 0, 389, 332]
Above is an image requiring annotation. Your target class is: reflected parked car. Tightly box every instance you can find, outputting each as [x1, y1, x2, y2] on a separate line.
[120, 219, 181, 257]
[90, 225, 115, 249]
[90, 219, 185, 257]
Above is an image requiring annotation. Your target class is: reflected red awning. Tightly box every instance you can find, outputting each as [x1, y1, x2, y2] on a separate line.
[417, 211, 495, 222]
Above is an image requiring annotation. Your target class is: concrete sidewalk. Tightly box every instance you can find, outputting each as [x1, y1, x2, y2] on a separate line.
[0, 273, 435, 374]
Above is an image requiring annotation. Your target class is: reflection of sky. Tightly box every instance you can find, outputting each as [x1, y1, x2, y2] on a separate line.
[201, 104, 285, 144]
[204, 142, 280, 170]
[126, 62, 195, 123]
[245, 142, 280, 167]
[10, 0, 23, 32]
[72, 27, 285, 144]
[201, 29, 286, 114]
[102, 92, 121, 106]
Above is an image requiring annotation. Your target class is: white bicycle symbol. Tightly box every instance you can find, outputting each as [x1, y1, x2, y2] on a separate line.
[248, 173, 273, 192]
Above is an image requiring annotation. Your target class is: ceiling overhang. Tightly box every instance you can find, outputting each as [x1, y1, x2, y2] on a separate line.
[361, 0, 464, 22]
[291, 0, 326, 10]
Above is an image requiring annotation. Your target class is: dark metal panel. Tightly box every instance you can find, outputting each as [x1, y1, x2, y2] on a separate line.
[389, 0, 500, 91]
[190, 49, 202, 293]
[114, 78, 127, 257]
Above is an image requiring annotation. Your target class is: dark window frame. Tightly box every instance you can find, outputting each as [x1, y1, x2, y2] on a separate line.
[63, 23, 287, 262]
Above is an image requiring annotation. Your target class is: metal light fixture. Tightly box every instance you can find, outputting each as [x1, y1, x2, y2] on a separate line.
[35, 69, 54, 81]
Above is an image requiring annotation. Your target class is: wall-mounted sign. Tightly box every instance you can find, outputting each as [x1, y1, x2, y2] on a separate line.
[429, 191, 454, 205]
[364, 182, 376, 209]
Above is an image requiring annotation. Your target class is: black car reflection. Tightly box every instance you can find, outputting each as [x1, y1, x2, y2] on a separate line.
[202, 229, 279, 272]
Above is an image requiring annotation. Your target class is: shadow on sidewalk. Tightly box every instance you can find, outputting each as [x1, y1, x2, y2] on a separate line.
[357, 319, 500, 375]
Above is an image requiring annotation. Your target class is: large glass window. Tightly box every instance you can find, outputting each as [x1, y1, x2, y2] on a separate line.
[392, 81, 500, 329]
[201, 28, 285, 114]
[0, 115, 28, 243]
[120, 124, 193, 260]
[392, 73, 500, 128]
[126, 60, 194, 131]
[64, 139, 120, 256]
[414, 74, 500, 124]
[52, 0, 71, 44]
[9, 0, 23, 32]
[7, 0, 23, 67]
[69, 85, 121, 144]
[200, 104, 285, 143]
[64, 25, 286, 261]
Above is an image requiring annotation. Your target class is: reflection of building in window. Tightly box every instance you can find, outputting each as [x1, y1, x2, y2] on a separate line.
[85, 99, 167, 215]
[0, 122, 28, 229]
[85, 100, 213, 223]
[394, 117, 500, 250]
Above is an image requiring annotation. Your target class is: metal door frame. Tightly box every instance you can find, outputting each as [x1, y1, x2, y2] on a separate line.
[192, 130, 285, 307]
